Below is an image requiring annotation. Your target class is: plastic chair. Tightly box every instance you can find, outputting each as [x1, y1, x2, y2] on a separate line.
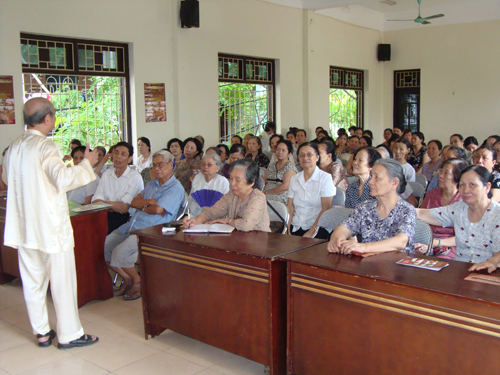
[267, 199, 289, 234]
[312, 207, 353, 238]
[408, 181, 425, 205]
[415, 173, 428, 189]
[415, 219, 434, 255]
[331, 189, 346, 207]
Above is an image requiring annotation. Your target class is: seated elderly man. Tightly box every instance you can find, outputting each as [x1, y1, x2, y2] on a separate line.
[92, 142, 144, 234]
[105, 150, 185, 300]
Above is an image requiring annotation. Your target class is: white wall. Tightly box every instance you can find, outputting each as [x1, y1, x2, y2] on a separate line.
[2, 0, 499, 160]
[383, 20, 500, 144]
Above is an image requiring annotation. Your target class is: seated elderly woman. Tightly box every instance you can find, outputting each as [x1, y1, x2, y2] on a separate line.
[221, 144, 246, 178]
[245, 136, 270, 168]
[328, 158, 417, 255]
[66, 146, 99, 205]
[264, 140, 297, 204]
[415, 159, 468, 259]
[188, 153, 230, 216]
[287, 142, 335, 239]
[183, 159, 270, 232]
[418, 165, 500, 266]
[344, 147, 382, 208]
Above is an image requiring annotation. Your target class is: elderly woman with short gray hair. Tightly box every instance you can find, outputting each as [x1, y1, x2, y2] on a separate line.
[328, 158, 417, 255]
[187, 153, 230, 216]
[184, 159, 270, 232]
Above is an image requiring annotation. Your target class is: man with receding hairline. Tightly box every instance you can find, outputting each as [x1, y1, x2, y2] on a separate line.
[2, 97, 99, 349]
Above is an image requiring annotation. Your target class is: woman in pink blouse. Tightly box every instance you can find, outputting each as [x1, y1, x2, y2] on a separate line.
[416, 159, 468, 259]
[183, 159, 270, 232]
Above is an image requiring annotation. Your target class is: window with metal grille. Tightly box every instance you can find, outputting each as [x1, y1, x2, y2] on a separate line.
[218, 54, 275, 144]
[21, 33, 130, 152]
[394, 69, 420, 132]
[329, 66, 364, 136]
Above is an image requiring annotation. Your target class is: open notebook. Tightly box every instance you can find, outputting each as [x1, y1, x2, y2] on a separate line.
[183, 224, 235, 234]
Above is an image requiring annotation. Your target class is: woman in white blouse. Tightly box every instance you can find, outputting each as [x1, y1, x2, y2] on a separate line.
[136, 137, 152, 172]
[287, 142, 335, 239]
[188, 153, 230, 216]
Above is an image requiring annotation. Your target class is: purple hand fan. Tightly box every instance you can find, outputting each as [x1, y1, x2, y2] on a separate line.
[191, 189, 224, 208]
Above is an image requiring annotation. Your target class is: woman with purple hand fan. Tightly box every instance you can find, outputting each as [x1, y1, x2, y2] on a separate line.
[188, 153, 230, 216]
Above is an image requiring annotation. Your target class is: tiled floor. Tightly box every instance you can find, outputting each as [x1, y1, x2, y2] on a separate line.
[0, 279, 265, 375]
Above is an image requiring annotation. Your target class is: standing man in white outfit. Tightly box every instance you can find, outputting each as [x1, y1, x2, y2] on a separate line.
[2, 98, 99, 349]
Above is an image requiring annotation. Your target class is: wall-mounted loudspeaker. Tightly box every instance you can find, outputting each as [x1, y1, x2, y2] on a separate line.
[378, 44, 391, 62]
[180, 0, 199, 28]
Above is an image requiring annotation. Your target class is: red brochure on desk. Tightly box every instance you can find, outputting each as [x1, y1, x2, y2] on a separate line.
[396, 257, 449, 271]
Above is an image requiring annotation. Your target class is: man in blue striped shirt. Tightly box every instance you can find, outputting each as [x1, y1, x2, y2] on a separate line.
[104, 149, 185, 300]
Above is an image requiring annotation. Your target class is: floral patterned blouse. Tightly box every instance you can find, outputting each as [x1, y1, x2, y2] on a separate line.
[264, 161, 297, 204]
[246, 152, 270, 168]
[202, 189, 271, 232]
[431, 200, 500, 263]
[174, 157, 202, 194]
[408, 146, 427, 169]
[342, 197, 417, 252]
[321, 162, 349, 192]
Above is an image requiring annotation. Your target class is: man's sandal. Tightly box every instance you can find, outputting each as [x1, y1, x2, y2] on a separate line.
[58, 334, 99, 349]
[37, 329, 56, 348]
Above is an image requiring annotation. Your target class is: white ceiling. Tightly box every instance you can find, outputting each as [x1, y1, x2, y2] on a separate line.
[259, 0, 500, 31]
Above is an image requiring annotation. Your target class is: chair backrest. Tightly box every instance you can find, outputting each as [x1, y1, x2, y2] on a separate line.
[415, 219, 433, 254]
[341, 158, 348, 167]
[175, 198, 189, 221]
[267, 199, 289, 234]
[415, 173, 428, 189]
[313, 207, 353, 237]
[408, 181, 425, 201]
[331, 189, 346, 207]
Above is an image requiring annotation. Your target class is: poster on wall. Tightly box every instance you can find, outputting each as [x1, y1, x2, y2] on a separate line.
[144, 83, 166, 123]
[0, 76, 15, 125]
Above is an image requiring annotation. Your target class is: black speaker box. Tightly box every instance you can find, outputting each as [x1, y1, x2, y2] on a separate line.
[180, 0, 199, 28]
[378, 44, 391, 62]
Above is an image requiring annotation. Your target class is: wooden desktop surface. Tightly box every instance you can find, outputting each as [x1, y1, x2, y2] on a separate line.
[281, 244, 500, 375]
[134, 226, 323, 375]
[0, 199, 113, 307]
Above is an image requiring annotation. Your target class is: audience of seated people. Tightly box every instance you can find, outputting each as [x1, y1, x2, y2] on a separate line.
[31, 125, 500, 269]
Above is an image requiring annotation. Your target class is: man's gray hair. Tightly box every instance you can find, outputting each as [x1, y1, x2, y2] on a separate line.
[152, 149, 174, 164]
[203, 152, 222, 167]
[23, 101, 55, 126]
[374, 158, 407, 194]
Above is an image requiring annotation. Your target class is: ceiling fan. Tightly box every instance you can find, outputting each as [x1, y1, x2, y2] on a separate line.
[388, 0, 444, 25]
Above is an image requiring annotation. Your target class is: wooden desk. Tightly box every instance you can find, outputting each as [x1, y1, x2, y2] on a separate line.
[134, 227, 323, 375]
[0, 199, 113, 307]
[282, 245, 500, 375]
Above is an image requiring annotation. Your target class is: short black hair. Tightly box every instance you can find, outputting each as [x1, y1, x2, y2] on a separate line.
[460, 165, 493, 198]
[464, 136, 478, 148]
[71, 146, 86, 158]
[263, 121, 276, 133]
[476, 145, 497, 163]
[277, 139, 293, 155]
[296, 129, 307, 137]
[228, 159, 260, 186]
[413, 131, 425, 143]
[183, 137, 203, 157]
[353, 146, 382, 168]
[230, 144, 246, 156]
[70, 139, 82, 147]
[167, 138, 184, 151]
[217, 144, 230, 156]
[450, 134, 463, 141]
[269, 134, 284, 146]
[231, 135, 243, 144]
[138, 137, 151, 152]
[427, 139, 443, 150]
[319, 140, 337, 162]
[115, 141, 134, 157]
[348, 126, 357, 132]
[363, 130, 373, 138]
[361, 136, 372, 147]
